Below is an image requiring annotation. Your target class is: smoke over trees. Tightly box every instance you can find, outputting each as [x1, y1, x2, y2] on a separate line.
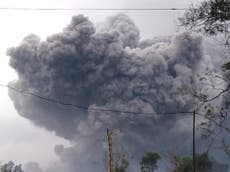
[179, 0, 230, 159]
[6, 13, 227, 172]
[140, 152, 161, 172]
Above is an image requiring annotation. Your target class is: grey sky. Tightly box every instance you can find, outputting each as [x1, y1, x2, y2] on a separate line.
[0, 0, 205, 171]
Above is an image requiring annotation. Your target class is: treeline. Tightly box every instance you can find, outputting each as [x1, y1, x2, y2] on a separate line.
[115, 151, 228, 172]
[1, 161, 23, 172]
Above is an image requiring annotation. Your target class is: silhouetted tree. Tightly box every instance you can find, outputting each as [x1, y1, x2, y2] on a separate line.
[1, 161, 23, 172]
[180, 0, 230, 46]
[179, 0, 230, 155]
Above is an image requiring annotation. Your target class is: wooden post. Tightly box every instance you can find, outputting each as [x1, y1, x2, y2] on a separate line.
[192, 110, 196, 172]
[107, 129, 114, 172]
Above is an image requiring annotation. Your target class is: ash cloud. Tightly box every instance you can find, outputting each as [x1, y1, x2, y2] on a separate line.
[7, 13, 216, 172]
[23, 162, 42, 172]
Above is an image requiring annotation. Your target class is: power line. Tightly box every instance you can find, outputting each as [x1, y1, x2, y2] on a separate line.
[0, 83, 193, 117]
[0, 7, 188, 11]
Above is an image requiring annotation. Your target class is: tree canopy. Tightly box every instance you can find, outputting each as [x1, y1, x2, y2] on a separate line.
[179, 0, 230, 158]
[1, 161, 23, 172]
[180, 0, 230, 45]
[171, 153, 213, 172]
[180, 0, 230, 129]
[115, 155, 129, 172]
[140, 152, 161, 172]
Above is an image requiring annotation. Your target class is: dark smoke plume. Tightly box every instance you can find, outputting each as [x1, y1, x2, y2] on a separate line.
[7, 14, 218, 172]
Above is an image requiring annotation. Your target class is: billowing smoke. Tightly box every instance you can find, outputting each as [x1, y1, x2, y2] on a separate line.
[23, 162, 42, 172]
[7, 14, 218, 172]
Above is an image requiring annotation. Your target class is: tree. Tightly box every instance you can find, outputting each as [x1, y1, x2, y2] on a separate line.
[1, 161, 23, 172]
[179, 0, 230, 83]
[115, 154, 129, 172]
[171, 153, 213, 172]
[179, 0, 230, 45]
[167, 146, 183, 172]
[140, 152, 161, 172]
[179, 0, 230, 153]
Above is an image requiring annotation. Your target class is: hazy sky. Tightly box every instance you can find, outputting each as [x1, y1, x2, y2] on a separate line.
[0, 0, 204, 170]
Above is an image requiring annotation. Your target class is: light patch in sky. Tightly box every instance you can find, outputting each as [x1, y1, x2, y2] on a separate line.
[0, 88, 70, 169]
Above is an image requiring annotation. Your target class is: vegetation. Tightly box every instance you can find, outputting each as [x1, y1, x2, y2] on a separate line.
[115, 154, 129, 172]
[178, 153, 212, 172]
[140, 152, 161, 172]
[168, 148, 213, 172]
[1, 161, 23, 172]
[179, 0, 230, 45]
[179, 0, 230, 156]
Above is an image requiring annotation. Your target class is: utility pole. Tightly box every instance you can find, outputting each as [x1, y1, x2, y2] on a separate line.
[192, 110, 196, 172]
[107, 128, 114, 172]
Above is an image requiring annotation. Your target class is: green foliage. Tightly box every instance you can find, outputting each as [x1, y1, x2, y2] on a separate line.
[180, 0, 230, 156]
[115, 156, 129, 172]
[140, 152, 161, 172]
[222, 61, 230, 70]
[173, 153, 213, 172]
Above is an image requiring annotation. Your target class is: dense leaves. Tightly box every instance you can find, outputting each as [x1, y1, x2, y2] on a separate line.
[173, 153, 212, 172]
[1, 161, 23, 172]
[180, 0, 230, 147]
[115, 156, 129, 172]
[180, 0, 230, 45]
[140, 152, 161, 172]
